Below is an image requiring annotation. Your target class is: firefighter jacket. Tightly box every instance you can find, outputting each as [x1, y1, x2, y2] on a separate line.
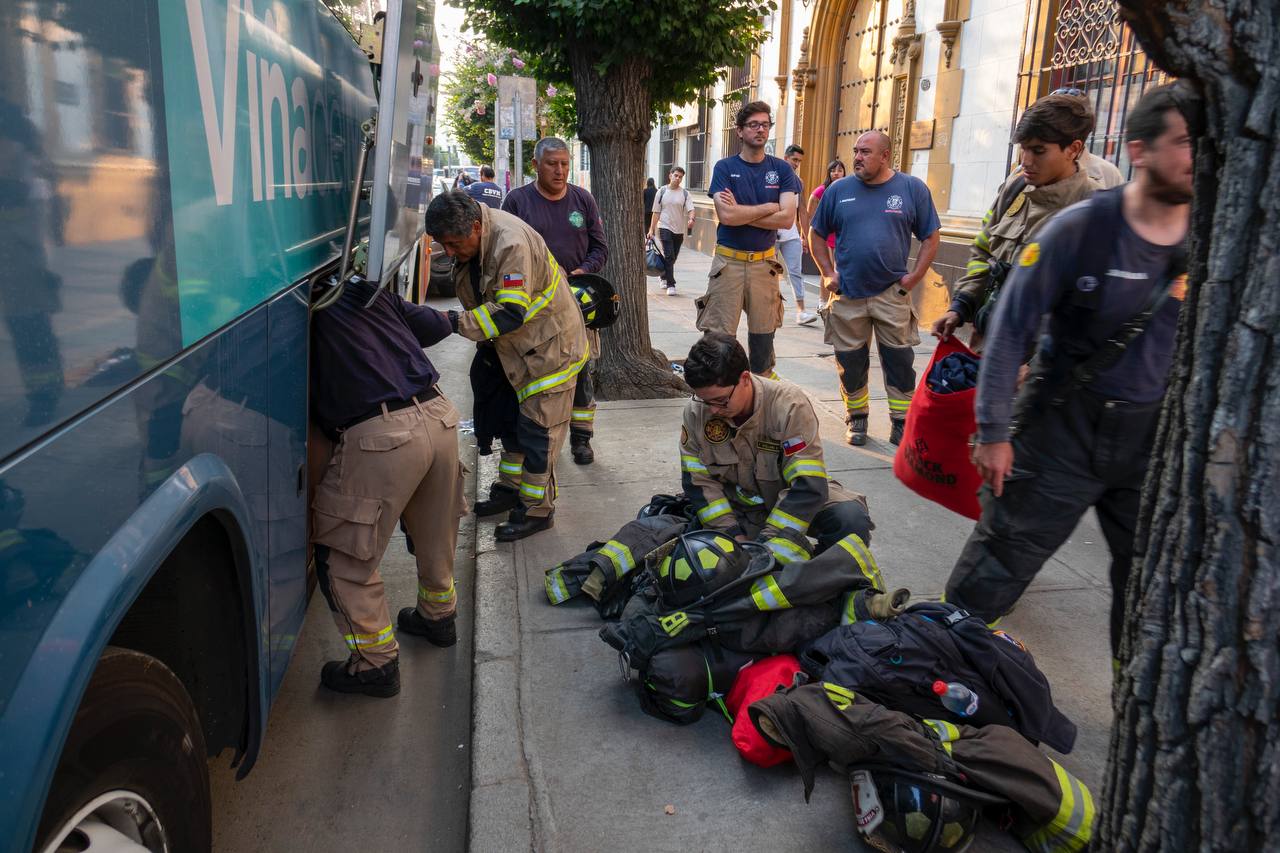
[452, 205, 589, 412]
[950, 168, 1097, 326]
[749, 683, 1096, 853]
[544, 512, 691, 613]
[680, 376, 866, 564]
[599, 531, 887, 671]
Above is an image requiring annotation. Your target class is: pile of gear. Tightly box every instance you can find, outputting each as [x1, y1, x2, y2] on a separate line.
[544, 496, 1096, 852]
[925, 351, 980, 394]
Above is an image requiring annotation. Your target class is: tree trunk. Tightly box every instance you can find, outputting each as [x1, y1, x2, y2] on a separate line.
[570, 51, 688, 400]
[1100, 3, 1280, 850]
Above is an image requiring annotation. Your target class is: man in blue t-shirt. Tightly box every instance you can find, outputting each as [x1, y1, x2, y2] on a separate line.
[464, 165, 505, 209]
[809, 130, 940, 446]
[699, 101, 801, 377]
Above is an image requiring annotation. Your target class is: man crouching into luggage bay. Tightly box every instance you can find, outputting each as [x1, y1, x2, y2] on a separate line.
[680, 332, 873, 565]
[425, 191, 589, 542]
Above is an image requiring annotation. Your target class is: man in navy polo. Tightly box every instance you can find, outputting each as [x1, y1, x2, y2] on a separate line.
[809, 130, 940, 446]
[699, 101, 800, 377]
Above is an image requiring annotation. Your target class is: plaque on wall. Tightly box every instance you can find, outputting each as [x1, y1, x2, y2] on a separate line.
[909, 120, 935, 150]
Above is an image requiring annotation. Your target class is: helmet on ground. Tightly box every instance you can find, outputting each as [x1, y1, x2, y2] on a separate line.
[653, 530, 749, 608]
[854, 767, 994, 853]
[568, 273, 619, 330]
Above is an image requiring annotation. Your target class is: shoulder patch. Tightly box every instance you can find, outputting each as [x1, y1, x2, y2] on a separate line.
[503, 273, 525, 286]
[757, 438, 782, 454]
[704, 418, 732, 444]
[782, 436, 808, 456]
[680, 425, 689, 446]
[1004, 192, 1028, 218]
[1018, 242, 1040, 267]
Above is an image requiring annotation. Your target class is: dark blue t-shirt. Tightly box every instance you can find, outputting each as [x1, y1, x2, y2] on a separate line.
[809, 171, 941, 298]
[708, 154, 803, 252]
[466, 180, 504, 209]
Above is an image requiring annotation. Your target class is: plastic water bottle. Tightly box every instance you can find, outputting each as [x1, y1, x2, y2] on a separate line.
[932, 680, 979, 716]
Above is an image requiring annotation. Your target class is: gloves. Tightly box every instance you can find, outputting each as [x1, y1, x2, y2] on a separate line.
[447, 309, 460, 334]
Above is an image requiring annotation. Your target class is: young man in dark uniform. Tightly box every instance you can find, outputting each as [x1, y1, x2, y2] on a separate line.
[699, 101, 800, 378]
[503, 137, 609, 465]
[309, 278, 466, 697]
[944, 84, 1195, 657]
[465, 165, 504, 209]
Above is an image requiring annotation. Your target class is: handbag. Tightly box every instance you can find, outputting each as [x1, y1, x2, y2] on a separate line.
[644, 236, 666, 277]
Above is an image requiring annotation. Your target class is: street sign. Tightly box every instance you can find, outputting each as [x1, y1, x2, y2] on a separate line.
[497, 76, 538, 139]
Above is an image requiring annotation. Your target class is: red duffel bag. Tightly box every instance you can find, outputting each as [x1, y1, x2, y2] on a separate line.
[724, 655, 802, 767]
[892, 337, 983, 520]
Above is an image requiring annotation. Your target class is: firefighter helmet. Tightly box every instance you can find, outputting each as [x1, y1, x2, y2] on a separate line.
[568, 273, 619, 330]
[854, 767, 994, 853]
[654, 530, 749, 608]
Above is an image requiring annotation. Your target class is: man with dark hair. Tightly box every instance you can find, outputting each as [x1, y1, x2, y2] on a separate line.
[943, 82, 1194, 658]
[933, 93, 1101, 345]
[700, 101, 800, 377]
[503, 136, 609, 465]
[778, 144, 817, 326]
[426, 190, 589, 541]
[465, 164, 504, 209]
[809, 130, 941, 447]
[679, 332, 873, 566]
[648, 166, 695, 295]
[1050, 87, 1125, 188]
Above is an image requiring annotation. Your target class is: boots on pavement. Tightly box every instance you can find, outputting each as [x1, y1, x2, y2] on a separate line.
[846, 414, 868, 446]
[571, 434, 595, 465]
[397, 608, 457, 647]
[475, 482, 520, 516]
[320, 657, 400, 698]
[496, 504, 554, 542]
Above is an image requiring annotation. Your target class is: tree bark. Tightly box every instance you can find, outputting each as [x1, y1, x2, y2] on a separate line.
[1100, 3, 1280, 850]
[569, 51, 688, 400]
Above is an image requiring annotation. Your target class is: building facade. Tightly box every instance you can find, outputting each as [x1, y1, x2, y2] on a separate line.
[645, 0, 1166, 321]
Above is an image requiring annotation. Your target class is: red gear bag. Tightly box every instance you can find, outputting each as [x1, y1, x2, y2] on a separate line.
[724, 655, 802, 767]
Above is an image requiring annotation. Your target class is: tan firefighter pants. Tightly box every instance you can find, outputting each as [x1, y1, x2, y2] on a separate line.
[311, 394, 467, 670]
[695, 250, 786, 336]
[495, 386, 574, 517]
[822, 286, 921, 421]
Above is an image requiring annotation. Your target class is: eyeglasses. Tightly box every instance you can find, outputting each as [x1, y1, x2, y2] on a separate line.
[741, 121, 773, 131]
[691, 380, 741, 409]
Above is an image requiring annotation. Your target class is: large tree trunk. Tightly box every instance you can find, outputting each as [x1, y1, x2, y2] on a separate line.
[1100, 3, 1280, 850]
[570, 51, 688, 400]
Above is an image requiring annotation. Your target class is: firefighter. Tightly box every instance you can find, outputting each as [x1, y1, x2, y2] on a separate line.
[943, 83, 1195, 656]
[933, 93, 1101, 347]
[309, 275, 466, 698]
[425, 191, 589, 542]
[679, 332, 873, 565]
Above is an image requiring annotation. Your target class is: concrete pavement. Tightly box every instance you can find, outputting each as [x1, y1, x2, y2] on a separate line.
[467, 248, 1116, 851]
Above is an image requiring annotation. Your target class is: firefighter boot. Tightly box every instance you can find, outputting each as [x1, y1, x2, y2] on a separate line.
[846, 414, 868, 446]
[571, 434, 595, 465]
[397, 608, 457, 647]
[320, 657, 401, 698]
[890, 420, 905, 446]
[496, 504, 554, 542]
[474, 482, 520, 517]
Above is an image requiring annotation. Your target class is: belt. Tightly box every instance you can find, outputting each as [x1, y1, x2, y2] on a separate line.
[338, 386, 440, 433]
[715, 245, 776, 262]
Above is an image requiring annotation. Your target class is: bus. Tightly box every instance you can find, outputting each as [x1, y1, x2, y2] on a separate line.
[0, 1, 429, 848]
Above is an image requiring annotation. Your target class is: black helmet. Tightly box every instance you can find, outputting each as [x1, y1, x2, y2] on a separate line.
[653, 530, 748, 608]
[568, 272, 619, 330]
[854, 767, 998, 853]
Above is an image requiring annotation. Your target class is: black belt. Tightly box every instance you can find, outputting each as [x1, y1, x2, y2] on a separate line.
[337, 386, 440, 434]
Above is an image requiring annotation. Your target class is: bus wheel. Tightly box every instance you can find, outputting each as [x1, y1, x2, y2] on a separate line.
[36, 647, 211, 853]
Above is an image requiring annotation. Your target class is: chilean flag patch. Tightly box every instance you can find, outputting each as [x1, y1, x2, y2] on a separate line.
[503, 273, 525, 286]
[783, 436, 807, 456]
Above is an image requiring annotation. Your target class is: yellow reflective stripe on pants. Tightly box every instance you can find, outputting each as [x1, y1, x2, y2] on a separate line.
[823, 681, 856, 710]
[516, 342, 590, 403]
[519, 482, 547, 500]
[843, 392, 870, 410]
[782, 458, 827, 482]
[471, 305, 500, 339]
[1024, 760, 1095, 853]
[499, 460, 524, 477]
[749, 575, 792, 611]
[344, 624, 395, 649]
[765, 507, 809, 534]
[697, 498, 731, 523]
[545, 567, 571, 604]
[764, 536, 808, 564]
[571, 409, 594, 422]
[418, 581, 455, 603]
[924, 718, 961, 755]
[887, 397, 911, 414]
[525, 252, 563, 321]
[836, 533, 884, 590]
[680, 455, 709, 475]
[598, 539, 635, 578]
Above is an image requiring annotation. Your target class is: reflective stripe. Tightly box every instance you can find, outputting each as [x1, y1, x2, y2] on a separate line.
[981, 208, 994, 226]
[418, 581, 455, 602]
[765, 507, 808, 534]
[516, 342, 590, 402]
[525, 252, 563, 320]
[471, 305, 500, 339]
[841, 591, 859, 625]
[732, 486, 766, 506]
[598, 540, 635, 578]
[545, 567, 571, 604]
[749, 575, 792, 611]
[766, 370, 781, 381]
[1025, 761, 1094, 853]
[823, 681, 856, 711]
[499, 461, 524, 476]
[697, 498, 732, 523]
[571, 409, 595, 422]
[764, 536, 809, 565]
[519, 482, 547, 499]
[705, 657, 733, 723]
[680, 455, 709, 474]
[887, 397, 911, 413]
[974, 230, 991, 251]
[782, 458, 828, 483]
[495, 287, 531, 308]
[924, 719, 961, 755]
[343, 624, 395, 649]
[843, 392, 870, 410]
[966, 259, 991, 276]
[836, 533, 884, 589]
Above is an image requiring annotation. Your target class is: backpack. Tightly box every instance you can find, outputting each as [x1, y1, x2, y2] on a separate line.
[799, 600, 1077, 753]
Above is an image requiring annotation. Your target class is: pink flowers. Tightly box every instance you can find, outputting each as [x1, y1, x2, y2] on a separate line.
[546, 85, 558, 97]
[512, 57, 526, 70]
[486, 72, 497, 87]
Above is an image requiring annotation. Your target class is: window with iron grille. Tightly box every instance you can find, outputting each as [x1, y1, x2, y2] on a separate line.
[727, 55, 753, 92]
[721, 88, 749, 166]
[686, 93, 712, 190]
[659, 122, 675, 178]
[1013, 0, 1168, 176]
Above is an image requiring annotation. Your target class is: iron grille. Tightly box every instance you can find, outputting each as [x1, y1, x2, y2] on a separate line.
[659, 123, 675, 176]
[721, 89, 749, 166]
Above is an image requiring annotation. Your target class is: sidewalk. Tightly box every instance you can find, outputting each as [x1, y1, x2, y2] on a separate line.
[467, 248, 1115, 852]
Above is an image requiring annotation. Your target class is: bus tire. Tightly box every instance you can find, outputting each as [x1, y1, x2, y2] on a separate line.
[35, 646, 211, 853]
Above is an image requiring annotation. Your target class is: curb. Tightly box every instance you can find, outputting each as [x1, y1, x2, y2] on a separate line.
[467, 452, 534, 852]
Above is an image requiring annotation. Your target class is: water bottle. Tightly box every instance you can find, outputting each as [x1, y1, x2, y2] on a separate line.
[932, 680, 979, 716]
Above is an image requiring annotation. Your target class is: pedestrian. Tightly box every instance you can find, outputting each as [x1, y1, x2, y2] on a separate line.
[1050, 87, 1125, 189]
[808, 159, 846, 244]
[647, 166, 695, 296]
[943, 83, 1194, 658]
[426, 190, 590, 541]
[776, 144, 817, 327]
[808, 131, 940, 447]
[502, 137, 609, 466]
[309, 273, 466, 698]
[465, 164, 505, 209]
[680, 332, 873, 563]
[932, 93, 1100, 346]
[700, 101, 800, 378]
[643, 177, 657, 235]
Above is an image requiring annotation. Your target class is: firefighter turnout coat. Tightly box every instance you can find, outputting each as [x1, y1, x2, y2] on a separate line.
[451, 205, 589, 416]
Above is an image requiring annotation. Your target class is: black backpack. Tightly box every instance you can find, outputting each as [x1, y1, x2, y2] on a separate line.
[799, 601, 1077, 753]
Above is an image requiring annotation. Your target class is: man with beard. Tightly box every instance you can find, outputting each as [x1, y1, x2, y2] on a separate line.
[943, 83, 1195, 658]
